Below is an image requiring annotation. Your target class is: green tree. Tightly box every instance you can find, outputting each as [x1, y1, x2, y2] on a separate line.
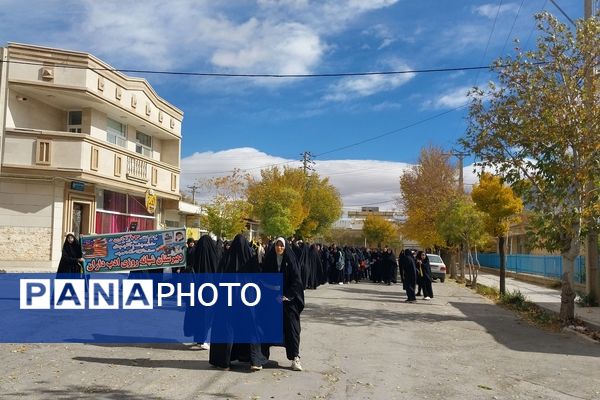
[362, 215, 399, 248]
[198, 169, 252, 239]
[247, 167, 342, 239]
[471, 173, 523, 294]
[298, 174, 343, 239]
[461, 12, 600, 320]
[437, 196, 489, 285]
[398, 145, 459, 249]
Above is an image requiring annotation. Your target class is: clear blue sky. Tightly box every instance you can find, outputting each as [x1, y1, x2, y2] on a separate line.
[1, 0, 591, 209]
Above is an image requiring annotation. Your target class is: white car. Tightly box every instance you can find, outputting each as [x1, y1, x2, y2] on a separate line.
[426, 254, 446, 283]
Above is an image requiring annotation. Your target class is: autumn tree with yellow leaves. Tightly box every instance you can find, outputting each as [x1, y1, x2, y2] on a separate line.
[471, 173, 523, 294]
[398, 145, 459, 249]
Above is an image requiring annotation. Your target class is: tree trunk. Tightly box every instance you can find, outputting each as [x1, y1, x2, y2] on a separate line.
[472, 246, 480, 287]
[586, 231, 599, 304]
[560, 240, 580, 322]
[459, 245, 465, 280]
[498, 235, 506, 294]
[450, 250, 457, 280]
[559, 271, 576, 322]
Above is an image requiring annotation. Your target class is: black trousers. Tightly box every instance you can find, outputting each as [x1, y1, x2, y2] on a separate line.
[405, 284, 417, 301]
[283, 301, 301, 360]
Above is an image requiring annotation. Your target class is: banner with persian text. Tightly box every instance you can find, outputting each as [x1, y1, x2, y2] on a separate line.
[81, 228, 187, 273]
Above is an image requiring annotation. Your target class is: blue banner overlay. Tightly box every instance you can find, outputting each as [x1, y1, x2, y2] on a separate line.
[0, 273, 283, 343]
[81, 228, 187, 273]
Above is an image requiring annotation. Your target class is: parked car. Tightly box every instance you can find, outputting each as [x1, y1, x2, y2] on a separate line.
[426, 254, 446, 282]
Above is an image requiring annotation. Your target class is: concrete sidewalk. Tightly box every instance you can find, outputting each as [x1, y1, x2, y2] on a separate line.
[475, 271, 600, 331]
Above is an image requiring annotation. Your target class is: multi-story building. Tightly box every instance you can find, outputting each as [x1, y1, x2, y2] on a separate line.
[0, 43, 183, 270]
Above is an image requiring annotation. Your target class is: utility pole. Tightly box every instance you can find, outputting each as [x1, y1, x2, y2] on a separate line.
[584, 0, 599, 302]
[442, 150, 469, 193]
[187, 184, 199, 204]
[300, 151, 315, 175]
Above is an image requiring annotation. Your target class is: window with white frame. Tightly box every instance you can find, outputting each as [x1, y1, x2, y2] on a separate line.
[135, 131, 152, 157]
[107, 118, 127, 148]
[68, 111, 82, 133]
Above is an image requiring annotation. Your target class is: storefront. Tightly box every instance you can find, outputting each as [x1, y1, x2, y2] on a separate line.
[95, 189, 156, 233]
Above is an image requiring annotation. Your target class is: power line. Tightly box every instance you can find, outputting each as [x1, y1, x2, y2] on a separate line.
[345, 199, 396, 207]
[315, 103, 469, 158]
[500, 0, 526, 56]
[0, 58, 519, 79]
[474, 0, 504, 87]
[548, 0, 576, 26]
[524, 0, 549, 49]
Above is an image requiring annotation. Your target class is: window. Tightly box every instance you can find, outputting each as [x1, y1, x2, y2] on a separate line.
[151, 167, 158, 186]
[114, 155, 122, 177]
[171, 173, 177, 191]
[102, 190, 127, 213]
[36, 140, 51, 164]
[90, 147, 99, 171]
[107, 118, 127, 148]
[68, 111, 82, 133]
[135, 131, 152, 157]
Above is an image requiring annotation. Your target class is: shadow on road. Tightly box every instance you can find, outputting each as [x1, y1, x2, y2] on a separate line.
[3, 385, 166, 400]
[71, 356, 263, 374]
[450, 301, 600, 357]
[82, 342, 200, 351]
[304, 300, 468, 327]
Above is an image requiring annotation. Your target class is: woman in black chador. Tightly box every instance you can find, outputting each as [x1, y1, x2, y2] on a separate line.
[399, 249, 417, 302]
[57, 233, 84, 274]
[184, 235, 219, 348]
[261, 237, 305, 371]
[209, 234, 265, 371]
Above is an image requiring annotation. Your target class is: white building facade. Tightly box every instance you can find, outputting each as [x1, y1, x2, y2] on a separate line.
[0, 43, 184, 270]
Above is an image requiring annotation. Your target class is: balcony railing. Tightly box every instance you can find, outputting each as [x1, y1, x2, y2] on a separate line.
[127, 156, 148, 182]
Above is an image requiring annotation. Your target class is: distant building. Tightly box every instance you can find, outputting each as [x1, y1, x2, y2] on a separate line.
[0, 43, 184, 270]
[331, 207, 417, 248]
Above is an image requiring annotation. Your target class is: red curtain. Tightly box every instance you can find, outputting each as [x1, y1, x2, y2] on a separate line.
[103, 190, 127, 213]
[95, 212, 155, 234]
[128, 195, 152, 216]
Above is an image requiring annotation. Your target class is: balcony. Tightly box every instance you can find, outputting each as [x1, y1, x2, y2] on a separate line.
[126, 156, 148, 182]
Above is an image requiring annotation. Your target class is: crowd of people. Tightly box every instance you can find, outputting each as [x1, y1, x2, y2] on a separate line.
[57, 231, 438, 372]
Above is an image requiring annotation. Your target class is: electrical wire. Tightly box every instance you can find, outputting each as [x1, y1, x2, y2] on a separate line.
[314, 103, 469, 158]
[473, 0, 504, 88]
[500, 0, 526, 56]
[548, 0, 576, 26]
[1, 58, 517, 79]
[524, 0, 549, 49]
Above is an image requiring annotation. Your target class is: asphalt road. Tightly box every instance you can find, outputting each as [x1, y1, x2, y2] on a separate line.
[1, 280, 599, 400]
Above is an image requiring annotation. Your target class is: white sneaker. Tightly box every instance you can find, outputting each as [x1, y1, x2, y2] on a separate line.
[338, 282, 343, 285]
[200, 343, 210, 350]
[291, 356, 303, 371]
[424, 296, 431, 300]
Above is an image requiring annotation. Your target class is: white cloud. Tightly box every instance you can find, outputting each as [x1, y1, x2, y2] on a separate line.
[474, 3, 520, 19]
[424, 86, 472, 109]
[180, 148, 410, 210]
[363, 24, 397, 49]
[324, 59, 415, 102]
[44, 0, 398, 79]
[210, 20, 323, 75]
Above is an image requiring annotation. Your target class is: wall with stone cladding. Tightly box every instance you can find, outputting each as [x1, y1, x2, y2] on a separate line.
[0, 179, 54, 262]
[0, 226, 52, 261]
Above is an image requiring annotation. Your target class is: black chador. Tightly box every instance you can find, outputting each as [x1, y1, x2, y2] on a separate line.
[306, 244, 323, 289]
[57, 233, 83, 274]
[400, 250, 417, 302]
[209, 234, 265, 369]
[261, 237, 304, 363]
[184, 235, 218, 342]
